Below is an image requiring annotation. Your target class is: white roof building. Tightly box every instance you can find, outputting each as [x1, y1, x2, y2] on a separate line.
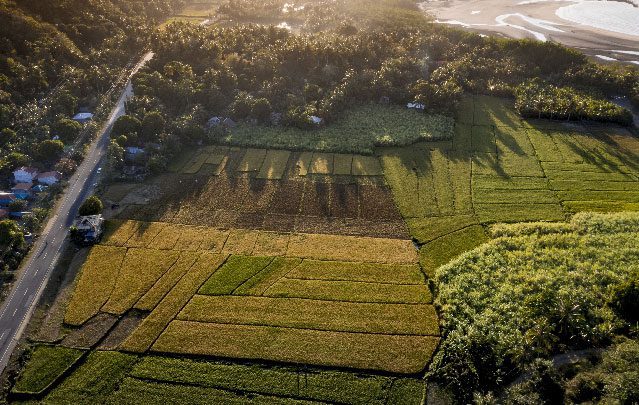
[310, 116, 323, 125]
[72, 112, 94, 123]
[407, 102, 426, 110]
[36, 171, 62, 185]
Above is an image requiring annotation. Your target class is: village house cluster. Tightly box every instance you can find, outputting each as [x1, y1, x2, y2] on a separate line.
[0, 167, 62, 219]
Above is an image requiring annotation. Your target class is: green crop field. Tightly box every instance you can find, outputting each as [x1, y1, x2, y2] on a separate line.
[381, 95, 639, 283]
[35, 353, 428, 404]
[14, 94, 639, 404]
[221, 105, 454, 155]
[11, 346, 84, 395]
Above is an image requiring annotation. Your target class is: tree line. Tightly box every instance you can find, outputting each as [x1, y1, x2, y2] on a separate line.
[114, 20, 638, 171]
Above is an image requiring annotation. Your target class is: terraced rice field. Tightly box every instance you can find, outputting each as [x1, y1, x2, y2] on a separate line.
[56, 220, 434, 376]
[14, 95, 639, 404]
[109, 147, 406, 239]
[381, 96, 639, 276]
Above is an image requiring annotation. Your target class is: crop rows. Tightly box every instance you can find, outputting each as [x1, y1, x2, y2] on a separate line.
[11, 345, 84, 395]
[117, 169, 407, 238]
[153, 321, 438, 374]
[384, 97, 639, 231]
[171, 146, 384, 179]
[100, 220, 417, 262]
[34, 352, 427, 404]
[381, 95, 639, 290]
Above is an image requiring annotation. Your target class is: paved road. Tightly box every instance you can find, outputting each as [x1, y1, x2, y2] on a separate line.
[0, 52, 153, 374]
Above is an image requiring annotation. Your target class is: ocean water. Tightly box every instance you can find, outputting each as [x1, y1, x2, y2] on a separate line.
[556, 1, 639, 37]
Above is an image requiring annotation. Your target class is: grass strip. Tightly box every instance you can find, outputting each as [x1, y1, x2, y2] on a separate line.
[452, 123, 472, 151]
[556, 190, 639, 203]
[406, 215, 479, 244]
[494, 126, 536, 156]
[130, 355, 396, 405]
[252, 232, 290, 256]
[475, 203, 565, 223]
[541, 161, 634, 174]
[562, 200, 639, 213]
[471, 125, 496, 154]
[124, 222, 167, 248]
[108, 378, 311, 405]
[387, 378, 426, 404]
[544, 170, 636, 182]
[333, 154, 353, 175]
[152, 320, 440, 374]
[456, 98, 474, 125]
[134, 252, 201, 311]
[286, 233, 418, 264]
[286, 260, 424, 284]
[64, 246, 127, 326]
[222, 229, 259, 255]
[430, 149, 455, 216]
[472, 175, 549, 190]
[102, 249, 181, 315]
[526, 128, 562, 162]
[120, 252, 227, 352]
[198, 255, 273, 295]
[233, 257, 301, 296]
[175, 226, 228, 251]
[178, 295, 439, 335]
[472, 189, 559, 204]
[264, 278, 432, 303]
[256, 150, 291, 180]
[473, 96, 522, 127]
[295, 152, 313, 176]
[419, 225, 488, 279]
[380, 150, 421, 218]
[352, 155, 383, 176]
[145, 223, 182, 250]
[12, 346, 84, 395]
[167, 148, 196, 172]
[448, 152, 473, 213]
[45, 351, 137, 404]
[238, 148, 267, 172]
[309, 152, 334, 174]
[182, 152, 209, 174]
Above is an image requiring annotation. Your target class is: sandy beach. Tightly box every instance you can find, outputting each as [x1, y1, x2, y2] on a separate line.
[419, 0, 639, 65]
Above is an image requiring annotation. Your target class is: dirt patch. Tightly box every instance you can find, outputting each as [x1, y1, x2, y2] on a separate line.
[111, 164, 407, 238]
[61, 313, 118, 349]
[98, 312, 145, 350]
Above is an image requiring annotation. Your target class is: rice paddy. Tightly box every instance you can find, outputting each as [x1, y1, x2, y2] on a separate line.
[14, 94, 639, 404]
[59, 218, 433, 376]
[381, 96, 639, 280]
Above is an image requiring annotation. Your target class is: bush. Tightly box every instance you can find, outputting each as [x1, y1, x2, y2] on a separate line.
[53, 118, 82, 143]
[514, 79, 633, 125]
[78, 195, 103, 216]
[8, 199, 27, 213]
[431, 213, 639, 401]
[112, 115, 142, 137]
[610, 275, 639, 323]
[501, 359, 565, 404]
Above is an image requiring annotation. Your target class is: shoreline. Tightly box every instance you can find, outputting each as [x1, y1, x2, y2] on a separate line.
[419, 0, 639, 65]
